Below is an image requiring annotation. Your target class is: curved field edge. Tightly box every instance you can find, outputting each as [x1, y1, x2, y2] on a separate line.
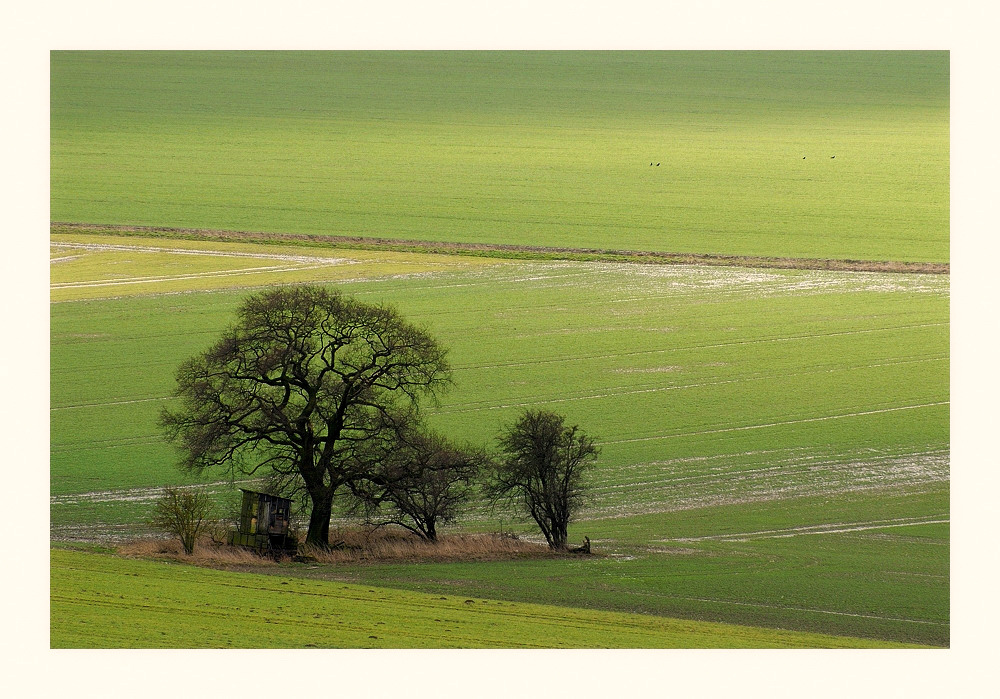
[51, 223, 950, 275]
[49, 549, 928, 649]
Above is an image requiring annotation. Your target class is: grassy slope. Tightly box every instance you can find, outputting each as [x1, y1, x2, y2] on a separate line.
[50, 236, 948, 646]
[50, 549, 927, 648]
[50, 51, 949, 262]
[325, 495, 948, 645]
[51, 235, 949, 497]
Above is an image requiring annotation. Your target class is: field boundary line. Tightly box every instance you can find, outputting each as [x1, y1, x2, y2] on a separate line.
[588, 449, 950, 490]
[51, 222, 950, 275]
[51, 264, 338, 289]
[51, 480, 257, 505]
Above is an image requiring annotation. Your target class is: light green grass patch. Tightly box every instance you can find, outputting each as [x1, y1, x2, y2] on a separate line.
[51, 549, 926, 648]
[50, 233, 506, 302]
[51, 51, 948, 262]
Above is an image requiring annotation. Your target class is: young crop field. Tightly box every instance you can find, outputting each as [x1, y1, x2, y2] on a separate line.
[50, 51, 949, 262]
[49, 50, 949, 650]
[50, 232, 949, 647]
[51, 548, 926, 648]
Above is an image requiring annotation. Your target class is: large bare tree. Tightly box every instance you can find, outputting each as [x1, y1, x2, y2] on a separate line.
[489, 409, 599, 550]
[160, 286, 450, 547]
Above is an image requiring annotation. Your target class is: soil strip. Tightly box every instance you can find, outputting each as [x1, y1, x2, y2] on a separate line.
[51, 222, 950, 275]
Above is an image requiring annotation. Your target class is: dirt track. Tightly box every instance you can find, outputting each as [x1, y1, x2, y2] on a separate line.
[51, 222, 950, 275]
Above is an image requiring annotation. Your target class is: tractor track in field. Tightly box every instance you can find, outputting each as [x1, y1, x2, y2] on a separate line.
[51, 264, 337, 289]
[51, 222, 950, 275]
[669, 594, 949, 627]
[49, 241, 356, 289]
[666, 515, 950, 543]
[49, 241, 355, 264]
[598, 401, 950, 446]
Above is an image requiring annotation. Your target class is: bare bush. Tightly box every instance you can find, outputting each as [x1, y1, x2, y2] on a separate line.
[119, 527, 547, 567]
[148, 486, 215, 554]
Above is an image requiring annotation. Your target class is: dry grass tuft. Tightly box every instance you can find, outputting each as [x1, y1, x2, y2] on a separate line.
[300, 527, 551, 564]
[116, 527, 552, 569]
[117, 535, 279, 567]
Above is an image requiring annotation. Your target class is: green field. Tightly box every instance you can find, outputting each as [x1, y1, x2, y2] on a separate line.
[50, 51, 948, 649]
[52, 548, 927, 648]
[50, 233, 948, 646]
[51, 51, 949, 262]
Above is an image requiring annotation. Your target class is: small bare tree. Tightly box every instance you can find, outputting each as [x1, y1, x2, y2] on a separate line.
[149, 487, 215, 554]
[351, 430, 486, 541]
[488, 409, 599, 550]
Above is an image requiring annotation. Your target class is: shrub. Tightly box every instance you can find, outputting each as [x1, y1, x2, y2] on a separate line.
[149, 486, 215, 555]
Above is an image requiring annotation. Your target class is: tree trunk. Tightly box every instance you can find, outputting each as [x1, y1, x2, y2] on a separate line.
[305, 489, 335, 548]
[550, 521, 568, 550]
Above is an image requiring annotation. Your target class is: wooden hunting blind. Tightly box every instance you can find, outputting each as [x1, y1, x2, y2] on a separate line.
[229, 489, 296, 555]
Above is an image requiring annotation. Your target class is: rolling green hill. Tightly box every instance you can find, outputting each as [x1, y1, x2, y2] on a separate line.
[50, 51, 949, 262]
[49, 51, 949, 648]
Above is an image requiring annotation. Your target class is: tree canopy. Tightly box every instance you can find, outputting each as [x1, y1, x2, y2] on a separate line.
[160, 286, 451, 547]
